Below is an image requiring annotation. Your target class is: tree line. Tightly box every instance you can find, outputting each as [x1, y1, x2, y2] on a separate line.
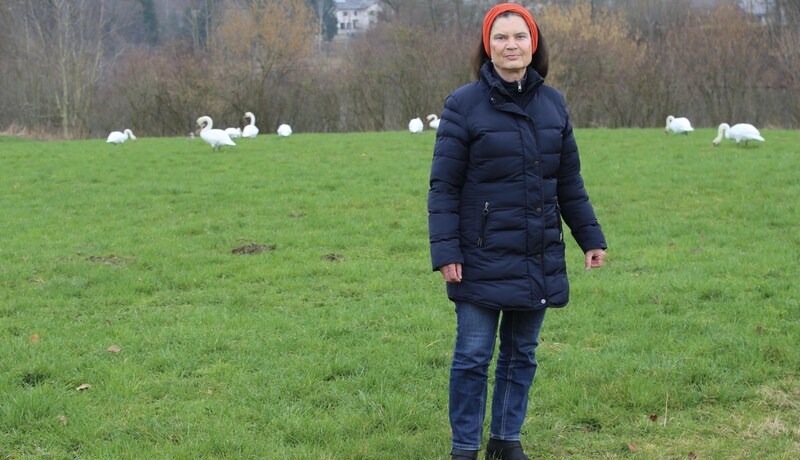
[1, 0, 799, 139]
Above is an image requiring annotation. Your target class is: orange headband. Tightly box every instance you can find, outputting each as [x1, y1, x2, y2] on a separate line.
[482, 3, 539, 57]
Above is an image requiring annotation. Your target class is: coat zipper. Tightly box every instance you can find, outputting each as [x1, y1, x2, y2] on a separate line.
[556, 202, 563, 242]
[478, 201, 489, 247]
[517, 80, 523, 92]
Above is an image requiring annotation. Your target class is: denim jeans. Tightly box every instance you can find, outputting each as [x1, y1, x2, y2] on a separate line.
[450, 302, 547, 451]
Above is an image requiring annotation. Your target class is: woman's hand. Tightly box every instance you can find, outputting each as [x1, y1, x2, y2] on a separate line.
[439, 263, 463, 283]
[585, 249, 606, 270]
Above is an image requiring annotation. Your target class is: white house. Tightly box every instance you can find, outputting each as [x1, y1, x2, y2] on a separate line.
[701, 0, 772, 16]
[738, 0, 771, 16]
[333, 0, 382, 39]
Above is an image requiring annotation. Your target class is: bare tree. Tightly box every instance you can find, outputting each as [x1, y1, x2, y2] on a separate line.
[211, 0, 318, 130]
[772, 22, 800, 125]
[542, 3, 652, 127]
[759, 0, 800, 24]
[378, 0, 493, 29]
[104, 44, 221, 137]
[3, 0, 800, 135]
[668, 5, 769, 126]
[5, 0, 112, 138]
[610, 0, 695, 40]
[337, 20, 473, 131]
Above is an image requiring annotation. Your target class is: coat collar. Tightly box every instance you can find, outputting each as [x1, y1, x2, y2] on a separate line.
[480, 61, 544, 111]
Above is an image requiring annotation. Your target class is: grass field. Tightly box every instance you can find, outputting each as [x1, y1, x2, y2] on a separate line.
[1, 128, 798, 459]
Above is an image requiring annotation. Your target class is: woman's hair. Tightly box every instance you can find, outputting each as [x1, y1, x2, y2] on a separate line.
[471, 12, 549, 80]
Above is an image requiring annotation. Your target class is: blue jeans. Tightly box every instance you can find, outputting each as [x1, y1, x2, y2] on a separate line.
[450, 302, 547, 450]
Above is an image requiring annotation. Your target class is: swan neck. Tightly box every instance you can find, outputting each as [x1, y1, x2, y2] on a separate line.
[711, 123, 729, 145]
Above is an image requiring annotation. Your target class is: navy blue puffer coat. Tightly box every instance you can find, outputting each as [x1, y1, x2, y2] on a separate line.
[428, 62, 606, 310]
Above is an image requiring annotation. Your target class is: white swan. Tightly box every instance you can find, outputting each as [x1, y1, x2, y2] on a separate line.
[277, 124, 292, 137]
[665, 115, 694, 135]
[712, 123, 765, 146]
[225, 127, 242, 138]
[196, 116, 236, 151]
[107, 129, 137, 144]
[426, 114, 440, 130]
[408, 117, 424, 134]
[242, 112, 259, 138]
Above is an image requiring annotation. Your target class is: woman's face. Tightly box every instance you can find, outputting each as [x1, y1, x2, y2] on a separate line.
[489, 14, 532, 80]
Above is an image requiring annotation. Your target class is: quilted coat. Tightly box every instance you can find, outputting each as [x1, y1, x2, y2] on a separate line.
[428, 62, 606, 310]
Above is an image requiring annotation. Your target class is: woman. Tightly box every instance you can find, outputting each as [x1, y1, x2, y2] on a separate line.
[427, 4, 607, 460]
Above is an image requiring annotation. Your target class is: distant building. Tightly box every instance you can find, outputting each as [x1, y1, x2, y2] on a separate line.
[598, 0, 777, 21]
[737, 0, 771, 17]
[691, 0, 772, 16]
[333, 0, 382, 39]
[704, 0, 777, 22]
[739, 0, 770, 14]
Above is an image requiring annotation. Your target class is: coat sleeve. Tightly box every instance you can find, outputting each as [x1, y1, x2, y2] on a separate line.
[556, 107, 607, 253]
[428, 94, 470, 271]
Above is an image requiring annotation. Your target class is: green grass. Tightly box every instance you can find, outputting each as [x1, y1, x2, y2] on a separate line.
[0, 129, 798, 459]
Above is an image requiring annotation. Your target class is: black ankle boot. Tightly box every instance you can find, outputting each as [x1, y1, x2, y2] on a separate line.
[451, 448, 479, 459]
[484, 438, 529, 460]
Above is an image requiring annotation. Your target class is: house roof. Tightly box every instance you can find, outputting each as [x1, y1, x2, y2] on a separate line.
[335, 0, 378, 10]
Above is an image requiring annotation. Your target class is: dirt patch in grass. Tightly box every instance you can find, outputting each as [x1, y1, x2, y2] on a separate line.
[321, 253, 345, 262]
[85, 255, 136, 265]
[21, 370, 50, 387]
[232, 243, 275, 255]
